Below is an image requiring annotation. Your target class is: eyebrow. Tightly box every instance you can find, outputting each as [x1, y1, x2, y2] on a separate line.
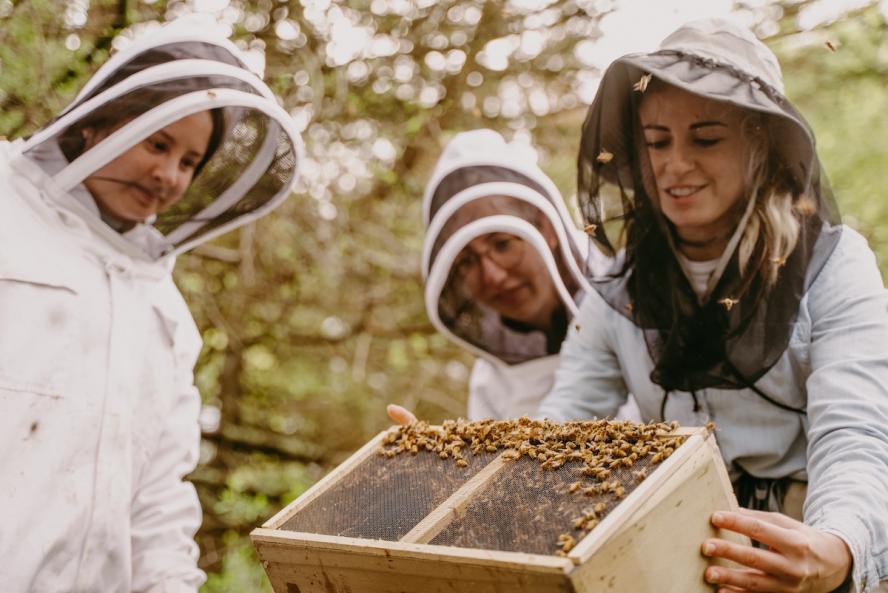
[643, 121, 727, 132]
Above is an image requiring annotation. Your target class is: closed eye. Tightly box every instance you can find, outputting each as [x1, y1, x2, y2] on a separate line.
[694, 138, 722, 147]
[147, 139, 169, 153]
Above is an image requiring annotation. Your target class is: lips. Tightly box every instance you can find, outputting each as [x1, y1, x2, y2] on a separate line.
[492, 283, 528, 305]
[666, 184, 707, 198]
[130, 184, 162, 209]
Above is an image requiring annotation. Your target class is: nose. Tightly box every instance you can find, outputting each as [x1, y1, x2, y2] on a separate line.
[478, 255, 508, 287]
[150, 155, 181, 190]
[666, 142, 695, 176]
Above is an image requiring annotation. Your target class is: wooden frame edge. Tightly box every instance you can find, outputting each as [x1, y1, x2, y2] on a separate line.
[250, 527, 573, 573]
[567, 428, 707, 564]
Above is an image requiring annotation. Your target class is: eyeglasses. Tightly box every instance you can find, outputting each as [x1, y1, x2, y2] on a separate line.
[452, 233, 526, 287]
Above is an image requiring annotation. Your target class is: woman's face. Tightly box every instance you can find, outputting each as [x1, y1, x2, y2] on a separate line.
[454, 229, 562, 330]
[639, 83, 751, 256]
[83, 111, 213, 224]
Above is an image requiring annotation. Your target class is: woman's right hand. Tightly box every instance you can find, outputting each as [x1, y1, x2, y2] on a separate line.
[386, 404, 418, 425]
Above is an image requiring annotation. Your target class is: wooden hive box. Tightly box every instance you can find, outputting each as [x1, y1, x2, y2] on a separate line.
[252, 421, 744, 593]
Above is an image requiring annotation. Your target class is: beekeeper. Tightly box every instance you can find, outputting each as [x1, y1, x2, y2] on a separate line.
[0, 21, 302, 592]
[539, 18, 888, 592]
[398, 130, 638, 422]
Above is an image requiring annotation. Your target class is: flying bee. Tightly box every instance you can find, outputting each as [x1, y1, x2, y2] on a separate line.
[596, 150, 614, 164]
[825, 39, 839, 52]
[633, 73, 652, 92]
[718, 297, 739, 312]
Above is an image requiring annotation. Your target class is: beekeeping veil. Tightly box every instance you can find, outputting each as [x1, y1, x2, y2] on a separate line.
[577, 18, 841, 394]
[423, 131, 592, 366]
[422, 129, 606, 277]
[15, 19, 302, 261]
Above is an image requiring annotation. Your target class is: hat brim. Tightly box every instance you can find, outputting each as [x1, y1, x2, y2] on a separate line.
[593, 50, 817, 193]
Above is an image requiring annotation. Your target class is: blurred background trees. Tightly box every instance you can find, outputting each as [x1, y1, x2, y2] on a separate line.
[2, 0, 886, 589]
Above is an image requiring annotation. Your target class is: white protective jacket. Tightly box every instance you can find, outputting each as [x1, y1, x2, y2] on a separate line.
[0, 140, 204, 592]
[0, 21, 301, 593]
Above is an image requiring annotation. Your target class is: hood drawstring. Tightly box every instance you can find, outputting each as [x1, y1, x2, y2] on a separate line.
[690, 389, 701, 413]
[659, 390, 671, 421]
[659, 389, 701, 422]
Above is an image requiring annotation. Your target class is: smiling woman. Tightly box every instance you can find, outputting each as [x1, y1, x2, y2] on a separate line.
[0, 21, 303, 593]
[539, 17, 888, 593]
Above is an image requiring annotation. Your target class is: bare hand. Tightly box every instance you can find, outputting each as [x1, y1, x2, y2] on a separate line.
[701, 508, 851, 593]
[386, 404, 417, 425]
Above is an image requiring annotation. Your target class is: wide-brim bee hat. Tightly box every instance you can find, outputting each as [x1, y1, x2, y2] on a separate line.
[576, 18, 841, 392]
[14, 17, 303, 261]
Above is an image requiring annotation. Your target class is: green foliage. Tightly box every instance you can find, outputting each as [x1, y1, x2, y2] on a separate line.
[774, 5, 888, 276]
[202, 534, 274, 593]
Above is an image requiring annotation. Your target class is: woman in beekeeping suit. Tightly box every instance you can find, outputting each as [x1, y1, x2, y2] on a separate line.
[0, 19, 301, 592]
[539, 18, 888, 592]
[391, 129, 637, 422]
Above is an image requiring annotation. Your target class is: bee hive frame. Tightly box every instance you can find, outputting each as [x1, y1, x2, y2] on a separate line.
[252, 426, 743, 593]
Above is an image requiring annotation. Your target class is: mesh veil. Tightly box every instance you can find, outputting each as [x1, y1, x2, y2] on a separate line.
[577, 46, 842, 394]
[425, 207, 583, 366]
[20, 37, 300, 261]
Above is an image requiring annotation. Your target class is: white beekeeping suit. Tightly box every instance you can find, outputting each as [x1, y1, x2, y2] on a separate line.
[0, 20, 302, 593]
[422, 130, 640, 421]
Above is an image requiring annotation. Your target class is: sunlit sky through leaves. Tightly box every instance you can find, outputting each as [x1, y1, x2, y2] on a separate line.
[94, 0, 888, 210]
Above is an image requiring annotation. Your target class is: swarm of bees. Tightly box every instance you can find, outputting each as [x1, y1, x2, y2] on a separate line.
[380, 417, 686, 556]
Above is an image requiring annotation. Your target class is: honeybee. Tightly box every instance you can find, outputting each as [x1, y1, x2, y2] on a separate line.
[633, 73, 652, 92]
[596, 150, 614, 164]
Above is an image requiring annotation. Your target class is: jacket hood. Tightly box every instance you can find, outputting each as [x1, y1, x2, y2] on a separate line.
[17, 18, 303, 262]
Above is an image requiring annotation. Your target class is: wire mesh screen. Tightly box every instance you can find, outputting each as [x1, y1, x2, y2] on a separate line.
[280, 449, 496, 541]
[430, 454, 656, 555]
[279, 419, 686, 555]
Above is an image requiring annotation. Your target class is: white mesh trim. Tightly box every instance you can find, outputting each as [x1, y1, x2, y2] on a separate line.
[48, 87, 303, 260]
[22, 60, 274, 154]
[162, 118, 283, 245]
[422, 155, 579, 233]
[425, 215, 579, 367]
[65, 30, 254, 112]
[421, 182, 591, 296]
